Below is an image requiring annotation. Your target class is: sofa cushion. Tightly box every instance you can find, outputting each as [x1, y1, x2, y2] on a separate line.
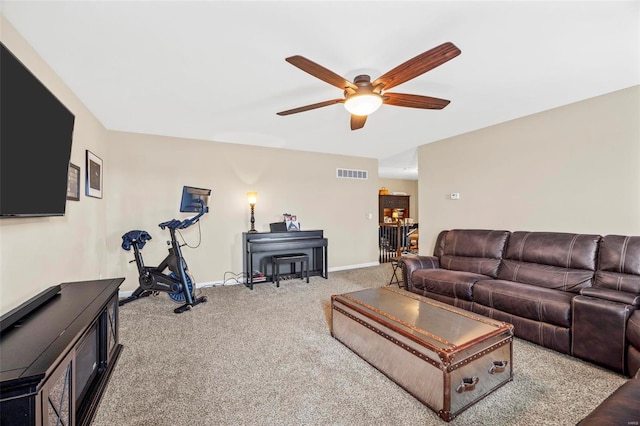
[498, 259, 595, 293]
[439, 229, 510, 277]
[410, 269, 490, 301]
[598, 235, 640, 274]
[595, 271, 640, 294]
[473, 279, 574, 327]
[503, 231, 600, 269]
[472, 304, 571, 354]
[442, 229, 510, 258]
[439, 256, 503, 278]
[497, 231, 600, 292]
[595, 235, 640, 294]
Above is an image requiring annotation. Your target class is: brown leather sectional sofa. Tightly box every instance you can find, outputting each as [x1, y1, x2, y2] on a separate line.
[399, 229, 640, 423]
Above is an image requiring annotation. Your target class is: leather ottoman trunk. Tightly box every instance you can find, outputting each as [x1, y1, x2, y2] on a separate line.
[331, 287, 514, 422]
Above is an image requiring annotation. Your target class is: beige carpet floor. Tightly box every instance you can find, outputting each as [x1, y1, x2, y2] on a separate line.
[92, 264, 626, 425]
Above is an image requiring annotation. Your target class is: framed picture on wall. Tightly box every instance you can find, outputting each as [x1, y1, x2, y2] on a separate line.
[66, 163, 80, 201]
[85, 150, 103, 199]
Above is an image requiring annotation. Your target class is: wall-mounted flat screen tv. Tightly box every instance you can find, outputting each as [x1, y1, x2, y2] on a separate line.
[1, 42, 75, 217]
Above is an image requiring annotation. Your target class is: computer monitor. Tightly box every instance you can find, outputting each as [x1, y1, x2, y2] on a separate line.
[179, 186, 211, 213]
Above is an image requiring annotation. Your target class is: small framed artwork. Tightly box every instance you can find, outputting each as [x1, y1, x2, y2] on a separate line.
[283, 213, 300, 231]
[85, 150, 103, 199]
[66, 163, 80, 201]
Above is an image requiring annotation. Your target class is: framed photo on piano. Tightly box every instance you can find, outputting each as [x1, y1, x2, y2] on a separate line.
[284, 214, 300, 231]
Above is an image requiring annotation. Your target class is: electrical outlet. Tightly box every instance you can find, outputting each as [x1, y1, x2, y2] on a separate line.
[450, 193, 460, 200]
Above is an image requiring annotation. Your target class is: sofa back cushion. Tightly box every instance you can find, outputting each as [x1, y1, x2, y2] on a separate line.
[438, 229, 510, 277]
[433, 230, 448, 258]
[498, 231, 600, 293]
[595, 235, 640, 294]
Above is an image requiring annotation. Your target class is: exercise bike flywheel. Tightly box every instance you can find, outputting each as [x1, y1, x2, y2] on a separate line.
[167, 272, 194, 303]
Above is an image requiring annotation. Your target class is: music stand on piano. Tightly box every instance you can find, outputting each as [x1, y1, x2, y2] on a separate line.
[269, 222, 287, 232]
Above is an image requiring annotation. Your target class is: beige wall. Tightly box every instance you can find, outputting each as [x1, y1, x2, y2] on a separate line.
[1, 16, 111, 313]
[0, 16, 381, 313]
[418, 85, 640, 254]
[105, 132, 380, 291]
[378, 178, 419, 222]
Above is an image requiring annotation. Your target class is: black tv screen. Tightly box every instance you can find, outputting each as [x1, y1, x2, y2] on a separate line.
[1, 42, 75, 217]
[179, 186, 211, 213]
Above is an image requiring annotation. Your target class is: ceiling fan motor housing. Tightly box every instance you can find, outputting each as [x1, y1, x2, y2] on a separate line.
[353, 75, 371, 85]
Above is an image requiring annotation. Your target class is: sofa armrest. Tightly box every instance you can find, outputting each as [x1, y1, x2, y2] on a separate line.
[580, 287, 640, 306]
[577, 376, 640, 425]
[572, 295, 635, 375]
[397, 255, 439, 292]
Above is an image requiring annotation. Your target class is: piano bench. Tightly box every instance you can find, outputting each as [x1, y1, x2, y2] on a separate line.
[271, 253, 309, 287]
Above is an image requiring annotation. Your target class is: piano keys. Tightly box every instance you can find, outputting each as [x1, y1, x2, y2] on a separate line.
[243, 230, 328, 289]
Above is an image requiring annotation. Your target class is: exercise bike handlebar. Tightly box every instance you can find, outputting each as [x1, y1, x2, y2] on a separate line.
[121, 200, 208, 251]
[159, 199, 209, 231]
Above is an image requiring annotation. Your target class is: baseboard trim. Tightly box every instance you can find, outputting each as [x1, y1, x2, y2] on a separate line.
[118, 262, 381, 298]
[328, 262, 379, 272]
[118, 280, 221, 298]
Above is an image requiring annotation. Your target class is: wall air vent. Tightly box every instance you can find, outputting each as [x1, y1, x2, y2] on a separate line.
[336, 168, 368, 180]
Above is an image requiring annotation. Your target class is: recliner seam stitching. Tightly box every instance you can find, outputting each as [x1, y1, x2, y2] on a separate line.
[620, 236, 630, 273]
[567, 234, 579, 269]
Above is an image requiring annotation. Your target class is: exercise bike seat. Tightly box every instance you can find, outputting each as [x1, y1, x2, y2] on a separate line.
[121, 230, 152, 251]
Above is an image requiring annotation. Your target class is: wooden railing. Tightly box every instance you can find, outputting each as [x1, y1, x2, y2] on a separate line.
[379, 223, 417, 263]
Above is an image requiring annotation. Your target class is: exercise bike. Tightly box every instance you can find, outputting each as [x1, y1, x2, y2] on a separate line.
[119, 189, 210, 313]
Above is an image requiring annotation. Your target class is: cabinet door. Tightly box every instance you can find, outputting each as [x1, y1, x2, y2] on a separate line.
[379, 195, 410, 222]
[105, 296, 118, 364]
[41, 351, 74, 426]
[380, 195, 397, 208]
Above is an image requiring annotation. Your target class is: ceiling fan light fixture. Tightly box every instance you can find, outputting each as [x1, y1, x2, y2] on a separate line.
[344, 93, 383, 116]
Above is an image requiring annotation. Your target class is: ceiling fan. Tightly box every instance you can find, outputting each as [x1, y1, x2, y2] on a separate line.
[276, 42, 461, 130]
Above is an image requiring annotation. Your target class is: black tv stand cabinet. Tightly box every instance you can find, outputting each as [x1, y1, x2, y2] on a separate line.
[0, 278, 125, 426]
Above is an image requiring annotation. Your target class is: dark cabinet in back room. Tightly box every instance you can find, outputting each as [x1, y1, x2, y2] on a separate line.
[379, 194, 410, 223]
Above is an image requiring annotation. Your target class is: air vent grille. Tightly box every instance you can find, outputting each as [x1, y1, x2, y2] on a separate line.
[336, 168, 368, 180]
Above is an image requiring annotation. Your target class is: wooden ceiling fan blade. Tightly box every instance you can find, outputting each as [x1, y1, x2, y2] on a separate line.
[286, 56, 357, 90]
[383, 93, 451, 109]
[373, 42, 461, 90]
[276, 99, 344, 116]
[350, 114, 367, 130]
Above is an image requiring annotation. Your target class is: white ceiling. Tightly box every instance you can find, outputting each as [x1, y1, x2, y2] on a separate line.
[2, 1, 639, 180]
